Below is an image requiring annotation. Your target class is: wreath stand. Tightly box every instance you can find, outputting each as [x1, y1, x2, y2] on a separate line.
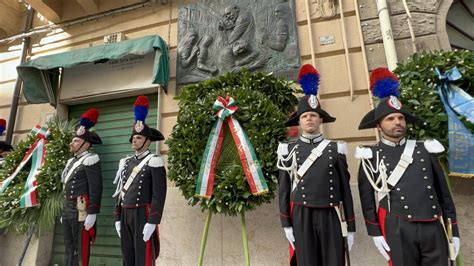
[198, 211, 250, 266]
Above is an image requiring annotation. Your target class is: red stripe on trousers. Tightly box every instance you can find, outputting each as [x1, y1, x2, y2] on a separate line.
[81, 195, 95, 266]
[289, 201, 296, 265]
[378, 207, 392, 266]
[145, 204, 160, 266]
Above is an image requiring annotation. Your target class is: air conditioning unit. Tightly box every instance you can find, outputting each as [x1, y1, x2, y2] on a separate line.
[104, 32, 125, 44]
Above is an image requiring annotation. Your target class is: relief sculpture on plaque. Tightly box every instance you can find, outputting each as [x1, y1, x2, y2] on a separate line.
[177, 0, 300, 86]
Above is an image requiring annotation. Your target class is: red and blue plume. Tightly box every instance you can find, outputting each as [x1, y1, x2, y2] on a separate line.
[297, 64, 320, 96]
[0, 118, 6, 135]
[134, 95, 149, 122]
[370, 67, 400, 99]
[80, 108, 99, 129]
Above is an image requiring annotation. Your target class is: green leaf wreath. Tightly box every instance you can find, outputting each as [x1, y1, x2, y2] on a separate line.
[0, 116, 75, 235]
[167, 70, 298, 215]
[394, 49, 474, 163]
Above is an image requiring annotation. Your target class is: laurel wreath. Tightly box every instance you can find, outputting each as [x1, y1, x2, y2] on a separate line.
[0, 117, 74, 235]
[166, 70, 297, 215]
[395, 49, 474, 163]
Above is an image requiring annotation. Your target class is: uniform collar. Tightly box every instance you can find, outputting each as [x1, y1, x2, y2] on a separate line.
[135, 149, 151, 160]
[74, 150, 89, 159]
[300, 133, 324, 144]
[380, 136, 406, 147]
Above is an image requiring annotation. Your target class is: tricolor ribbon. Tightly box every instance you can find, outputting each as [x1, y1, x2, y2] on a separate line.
[0, 125, 50, 208]
[195, 96, 269, 199]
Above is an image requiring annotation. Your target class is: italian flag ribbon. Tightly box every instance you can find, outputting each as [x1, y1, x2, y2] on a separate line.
[0, 125, 50, 208]
[195, 95, 269, 199]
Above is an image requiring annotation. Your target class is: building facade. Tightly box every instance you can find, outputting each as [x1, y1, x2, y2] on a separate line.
[0, 0, 471, 265]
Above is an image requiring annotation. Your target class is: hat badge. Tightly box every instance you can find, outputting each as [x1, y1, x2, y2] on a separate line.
[308, 95, 319, 109]
[135, 121, 144, 133]
[387, 95, 402, 110]
[76, 126, 86, 136]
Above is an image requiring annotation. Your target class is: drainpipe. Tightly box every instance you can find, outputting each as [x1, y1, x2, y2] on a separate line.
[6, 5, 35, 144]
[375, 0, 398, 70]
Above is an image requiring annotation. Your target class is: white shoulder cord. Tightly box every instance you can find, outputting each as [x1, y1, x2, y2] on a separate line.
[112, 172, 123, 198]
[277, 144, 298, 171]
[112, 158, 127, 198]
[277, 144, 299, 191]
[361, 151, 391, 211]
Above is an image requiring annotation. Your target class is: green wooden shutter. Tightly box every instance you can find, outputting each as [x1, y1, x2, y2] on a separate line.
[49, 94, 158, 266]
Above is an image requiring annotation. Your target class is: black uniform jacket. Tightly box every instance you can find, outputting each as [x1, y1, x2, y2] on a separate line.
[357, 138, 459, 237]
[278, 136, 356, 232]
[63, 151, 103, 214]
[114, 150, 167, 224]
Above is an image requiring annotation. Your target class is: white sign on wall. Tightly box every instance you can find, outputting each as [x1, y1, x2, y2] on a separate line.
[60, 52, 157, 103]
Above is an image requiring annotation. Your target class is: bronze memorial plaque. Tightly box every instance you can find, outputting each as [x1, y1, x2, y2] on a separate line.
[177, 0, 300, 85]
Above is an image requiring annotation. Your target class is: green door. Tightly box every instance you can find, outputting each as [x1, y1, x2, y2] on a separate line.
[50, 94, 158, 265]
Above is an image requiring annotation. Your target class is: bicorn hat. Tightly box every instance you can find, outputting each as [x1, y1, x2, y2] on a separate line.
[358, 68, 422, 129]
[285, 64, 336, 127]
[129, 96, 164, 143]
[75, 108, 102, 144]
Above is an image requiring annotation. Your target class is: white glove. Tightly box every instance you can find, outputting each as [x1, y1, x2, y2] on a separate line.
[84, 214, 96, 231]
[142, 223, 156, 242]
[347, 232, 354, 251]
[283, 227, 295, 250]
[115, 221, 121, 238]
[453, 237, 460, 259]
[372, 236, 390, 261]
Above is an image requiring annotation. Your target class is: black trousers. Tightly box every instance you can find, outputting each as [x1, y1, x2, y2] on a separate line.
[120, 207, 159, 266]
[63, 200, 85, 266]
[383, 212, 449, 266]
[292, 205, 345, 266]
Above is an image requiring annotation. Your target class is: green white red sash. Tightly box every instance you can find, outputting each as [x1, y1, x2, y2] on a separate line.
[0, 125, 50, 208]
[195, 95, 268, 198]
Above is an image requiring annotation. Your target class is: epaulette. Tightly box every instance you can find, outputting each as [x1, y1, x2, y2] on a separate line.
[148, 155, 165, 168]
[277, 141, 296, 156]
[113, 156, 132, 185]
[83, 154, 100, 166]
[424, 139, 445, 153]
[336, 141, 348, 155]
[277, 142, 289, 156]
[354, 145, 373, 159]
[117, 156, 130, 170]
[65, 158, 74, 167]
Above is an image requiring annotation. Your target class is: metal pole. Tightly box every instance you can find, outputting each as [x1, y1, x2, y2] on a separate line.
[337, 0, 355, 101]
[6, 6, 35, 144]
[402, 0, 417, 53]
[304, 0, 316, 67]
[354, 0, 380, 141]
[17, 222, 36, 266]
[155, 86, 162, 154]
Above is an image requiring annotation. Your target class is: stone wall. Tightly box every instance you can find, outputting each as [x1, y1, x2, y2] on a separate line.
[357, 0, 453, 70]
